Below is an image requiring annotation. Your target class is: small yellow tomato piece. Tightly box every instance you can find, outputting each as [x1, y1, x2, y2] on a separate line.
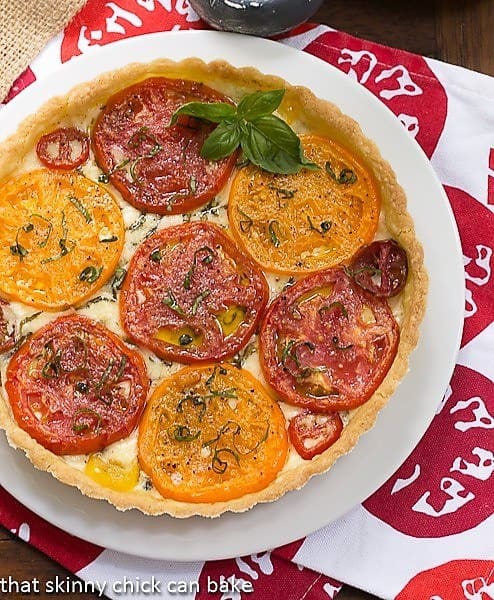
[85, 454, 140, 492]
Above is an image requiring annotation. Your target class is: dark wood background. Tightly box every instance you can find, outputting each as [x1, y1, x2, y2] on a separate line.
[1, 1, 492, 598]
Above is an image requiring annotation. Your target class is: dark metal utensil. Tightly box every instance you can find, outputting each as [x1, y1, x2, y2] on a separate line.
[189, 0, 324, 37]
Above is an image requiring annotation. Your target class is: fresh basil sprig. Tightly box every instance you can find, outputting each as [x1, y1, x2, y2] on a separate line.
[170, 89, 318, 175]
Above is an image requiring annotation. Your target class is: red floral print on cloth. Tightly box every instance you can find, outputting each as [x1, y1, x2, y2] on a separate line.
[0, 487, 103, 572]
[61, 0, 204, 62]
[396, 560, 494, 600]
[303, 30, 448, 159]
[445, 185, 494, 346]
[3, 67, 36, 103]
[364, 365, 494, 537]
[198, 541, 342, 600]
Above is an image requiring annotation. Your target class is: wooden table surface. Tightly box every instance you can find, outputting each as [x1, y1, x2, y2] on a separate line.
[1, 1, 492, 599]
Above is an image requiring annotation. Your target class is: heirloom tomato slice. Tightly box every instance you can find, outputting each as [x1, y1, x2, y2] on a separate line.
[228, 134, 380, 273]
[5, 314, 148, 455]
[36, 127, 90, 170]
[0, 169, 124, 311]
[288, 411, 343, 460]
[259, 268, 399, 412]
[92, 77, 237, 214]
[120, 222, 269, 363]
[138, 364, 288, 503]
[349, 239, 408, 297]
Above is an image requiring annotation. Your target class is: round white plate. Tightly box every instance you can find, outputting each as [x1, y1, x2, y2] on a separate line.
[0, 31, 464, 562]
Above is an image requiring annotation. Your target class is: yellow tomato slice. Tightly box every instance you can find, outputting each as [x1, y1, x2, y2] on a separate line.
[138, 364, 288, 503]
[228, 134, 381, 274]
[85, 454, 140, 492]
[0, 169, 124, 310]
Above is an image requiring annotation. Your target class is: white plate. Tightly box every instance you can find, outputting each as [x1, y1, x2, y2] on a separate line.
[0, 31, 464, 561]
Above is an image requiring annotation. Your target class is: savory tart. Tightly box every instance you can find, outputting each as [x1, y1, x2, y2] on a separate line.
[0, 58, 427, 517]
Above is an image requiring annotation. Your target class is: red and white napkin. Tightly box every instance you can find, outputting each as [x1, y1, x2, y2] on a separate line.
[1, 3, 493, 598]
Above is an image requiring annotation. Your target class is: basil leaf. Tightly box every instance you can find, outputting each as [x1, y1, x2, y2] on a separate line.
[241, 121, 313, 174]
[237, 89, 285, 121]
[170, 102, 236, 125]
[253, 115, 318, 167]
[201, 120, 241, 161]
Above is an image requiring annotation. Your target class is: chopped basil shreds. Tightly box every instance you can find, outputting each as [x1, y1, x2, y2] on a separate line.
[307, 215, 332, 235]
[68, 195, 92, 223]
[238, 209, 253, 233]
[352, 265, 382, 277]
[18, 312, 42, 335]
[100, 235, 118, 243]
[30, 214, 53, 248]
[79, 266, 103, 284]
[183, 246, 216, 290]
[128, 127, 163, 184]
[179, 334, 193, 346]
[162, 290, 185, 316]
[208, 387, 237, 399]
[128, 213, 146, 231]
[169, 424, 200, 442]
[150, 248, 162, 262]
[80, 296, 115, 308]
[332, 336, 354, 351]
[268, 184, 297, 199]
[114, 355, 127, 381]
[10, 242, 28, 261]
[325, 160, 358, 184]
[111, 267, 127, 299]
[10, 222, 35, 261]
[205, 365, 228, 386]
[177, 394, 207, 421]
[72, 408, 102, 434]
[95, 359, 115, 399]
[98, 158, 131, 183]
[41, 212, 75, 263]
[338, 168, 357, 184]
[40, 341, 62, 379]
[268, 220, 281, 247]
[319, 301, 349, 320]
[230, 342, 256, 369]
[191, 290, 211, 315]
[233, 421, 270, 456]
[212, 447, 240, 474]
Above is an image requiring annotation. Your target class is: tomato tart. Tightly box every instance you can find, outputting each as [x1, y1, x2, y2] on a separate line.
[0, 58, 427, 517]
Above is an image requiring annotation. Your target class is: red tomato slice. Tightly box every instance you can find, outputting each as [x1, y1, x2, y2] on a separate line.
[36, 127, 90, 170]
[120, 222, 269, 363]
[0, 302, 14, 353]
[92, 77, 237, 215]
[259, 268, 399, 412]
[288, 411, 343, 460]
[349, 239, 408, 297]
[5, 314, 149, 455]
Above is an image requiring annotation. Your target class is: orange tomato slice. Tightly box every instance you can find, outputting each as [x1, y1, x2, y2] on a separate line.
[228, 134, 381, 274]
[138, 364, 288, 503]
[0, 169, 124, 310]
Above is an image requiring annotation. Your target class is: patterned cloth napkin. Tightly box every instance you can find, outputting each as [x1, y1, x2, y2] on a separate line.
[1, 3, 493, 599]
